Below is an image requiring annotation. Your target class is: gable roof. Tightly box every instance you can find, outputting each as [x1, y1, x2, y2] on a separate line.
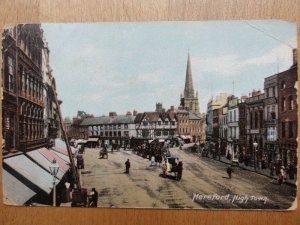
[81, 115, 135, 126]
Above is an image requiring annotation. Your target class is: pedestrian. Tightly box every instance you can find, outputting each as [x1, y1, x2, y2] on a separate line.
[125, 159, 131, 174]
[278, 166, 286, 185]
[227, 165, 233, 179]
[89, 187, 98, 207]
[177, 161, 183, 181]
[162, 163, 167, 178]
[269, 161, 275, 176]
[150, 155, 155, 166]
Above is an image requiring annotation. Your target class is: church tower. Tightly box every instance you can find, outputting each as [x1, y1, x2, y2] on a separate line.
[180, 52, 200, 115]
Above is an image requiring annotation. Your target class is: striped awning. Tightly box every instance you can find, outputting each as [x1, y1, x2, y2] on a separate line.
[3, 154, 55, 194]
[26, 148, 68, 180]
[3, 169, 36, 205]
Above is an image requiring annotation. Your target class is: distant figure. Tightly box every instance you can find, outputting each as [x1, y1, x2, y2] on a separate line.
[162, 163, 167, 178]
[278, 166, 286, 185]
[89, 187, 98, 207]
[227, 165, 233, 179]
[177, 161, 183, 181]
[125, 159, 131, 174]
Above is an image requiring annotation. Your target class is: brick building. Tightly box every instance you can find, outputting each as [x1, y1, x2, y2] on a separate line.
[277, 49, 298, 170]
[246, 90, 265, 169]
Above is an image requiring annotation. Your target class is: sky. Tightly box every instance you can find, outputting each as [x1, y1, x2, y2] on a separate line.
[42, 21, 297, 118]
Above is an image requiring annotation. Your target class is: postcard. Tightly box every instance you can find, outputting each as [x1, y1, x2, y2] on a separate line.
[1, 21, 297, 210]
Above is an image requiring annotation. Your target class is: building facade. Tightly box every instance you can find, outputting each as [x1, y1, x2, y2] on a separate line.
[81, 112, 137, 146]
[263, 73, 279, 163]
[219, 104, 228, 156]
[135, 104, 177, 140]
[227, 96, 239, 161]
[246, 90, 265, 169]
[238, 96, 248, 163]
[277, 49, 297, 170]
[177, 109, 205, 143]
[2, 24, 49, 153]
[206, 93, 229, 152]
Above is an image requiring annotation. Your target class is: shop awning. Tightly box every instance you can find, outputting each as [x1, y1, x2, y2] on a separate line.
[54, 139, 77, 154]
[38, 147, 70, 172]
[50, 150, 71, 163]
[3, 154, 55, 194]
[3, 169, 36, 205]
[26, 149, 66, 180]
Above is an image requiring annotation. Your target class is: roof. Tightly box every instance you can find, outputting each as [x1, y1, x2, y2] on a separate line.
[189, 112, 201, 120]
[38, 147, 70, 172]
[26, 149, 66, 179]
[52, 139, 76, 156]
[50, 150, 70, 163]
[3, 169, 36, 205]
[3, 154, 55, 194]
[80, 115, 136, 126]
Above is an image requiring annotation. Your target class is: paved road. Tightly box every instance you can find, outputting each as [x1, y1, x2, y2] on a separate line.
[80, 146, 296, 209]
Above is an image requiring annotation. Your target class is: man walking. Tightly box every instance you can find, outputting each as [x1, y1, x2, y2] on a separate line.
[227, 165, 233, 179]
[125, 159, 131, 174]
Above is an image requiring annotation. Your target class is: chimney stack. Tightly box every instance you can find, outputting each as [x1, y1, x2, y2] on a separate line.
[133, 110, 137, 116]
[126, 111, 132, 116]
[293, 48, 297, 65]
[109, 112, 117, 117]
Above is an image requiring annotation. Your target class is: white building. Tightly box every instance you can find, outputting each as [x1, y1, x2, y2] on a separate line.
[80, 112, 137, 146]
[227, 96, 239, 161]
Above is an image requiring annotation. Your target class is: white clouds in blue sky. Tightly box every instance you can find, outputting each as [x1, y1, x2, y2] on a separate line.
[42, 21, 296, 118]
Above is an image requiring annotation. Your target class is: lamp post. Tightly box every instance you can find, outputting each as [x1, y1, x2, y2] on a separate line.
[49, 159, 60, 207]
[253, 141, 258, 172]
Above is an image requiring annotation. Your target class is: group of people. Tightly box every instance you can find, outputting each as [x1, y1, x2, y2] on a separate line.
[226, 163, 289, 185]
[161, 161, 183, 181]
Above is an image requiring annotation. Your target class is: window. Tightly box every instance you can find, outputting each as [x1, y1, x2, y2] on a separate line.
[234, 110, 236, 122]
[288, 121, 294, 138]
[254, 111, 258, 129]
[266, 88, 269, 97]
[272, 86, 276, 97]
[282, 97, 286, 111]
[282, 122, 286, 138]
[259, 111, 263, 128]
[142, 129, 149, 137]
[165, 121, 169, 125]
[6, 56, 15, 91]
[288, 96, 294, 110]
[155, 130, 161, 136]
[124, 124, 128, 129]
[281, 81, 286, 89]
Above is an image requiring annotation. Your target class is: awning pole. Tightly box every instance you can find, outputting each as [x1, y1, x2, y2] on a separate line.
[51, 87, 81, 190]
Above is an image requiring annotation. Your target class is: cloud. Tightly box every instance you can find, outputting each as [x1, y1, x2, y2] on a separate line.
[193, 38, 296, 77]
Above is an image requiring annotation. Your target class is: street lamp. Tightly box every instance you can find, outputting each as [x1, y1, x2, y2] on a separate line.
[49, 159, 60, 207]
[253, 141, 258, 172]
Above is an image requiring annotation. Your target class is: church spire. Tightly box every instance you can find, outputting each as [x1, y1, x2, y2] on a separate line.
[184, 52, 195, 98]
